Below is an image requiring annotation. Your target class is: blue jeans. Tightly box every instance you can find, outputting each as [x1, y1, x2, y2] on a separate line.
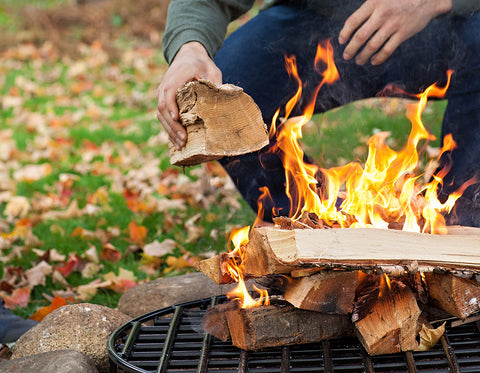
[214, 3, 480, 226]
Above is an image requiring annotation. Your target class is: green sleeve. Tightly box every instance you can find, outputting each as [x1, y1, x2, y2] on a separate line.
[452, 0, 480, 15]
[162, 0, 256, 64]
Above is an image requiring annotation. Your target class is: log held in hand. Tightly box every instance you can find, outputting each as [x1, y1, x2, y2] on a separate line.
[169, 80, 269, 166]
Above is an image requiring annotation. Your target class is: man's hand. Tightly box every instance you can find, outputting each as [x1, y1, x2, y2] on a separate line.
[338, 0, 452, 66]
[156, 41, 222, 149]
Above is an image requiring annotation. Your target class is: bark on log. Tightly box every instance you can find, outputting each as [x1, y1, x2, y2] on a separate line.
[354, 281, 421, 355]
[201, 301, 237, 342]
[424, 273, 480, 319]
[169, 80, 269, 166]
[283, 270, 359, 314]
[224, 304, 353, 350]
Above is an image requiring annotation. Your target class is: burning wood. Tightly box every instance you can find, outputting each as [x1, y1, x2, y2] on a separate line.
[169, 80, 269, 166]
[196, 41, 479, 357]
[202, 299, 353, 351]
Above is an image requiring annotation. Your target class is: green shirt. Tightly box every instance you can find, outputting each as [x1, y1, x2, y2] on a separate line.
[162, 0, 480, 64]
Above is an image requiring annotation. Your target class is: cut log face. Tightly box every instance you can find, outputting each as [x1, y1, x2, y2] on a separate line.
[201, 301, 238, 342]
[169, 80, 269, 166]
[354, 281, 421, 356]
[283, 271, 359, 314]
[224, 303, 353, 350]
[195, 252, 235, 284]
[424, 273, 480, 319]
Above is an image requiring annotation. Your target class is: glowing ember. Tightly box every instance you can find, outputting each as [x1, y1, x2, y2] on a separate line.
[263, 39, 473, 234]
[225, 226, 270, 308]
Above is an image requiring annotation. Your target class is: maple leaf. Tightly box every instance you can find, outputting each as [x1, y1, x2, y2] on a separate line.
[2, 287, 30, 309]
[29, 294, 69, 322]
[129, 221, 147, 246]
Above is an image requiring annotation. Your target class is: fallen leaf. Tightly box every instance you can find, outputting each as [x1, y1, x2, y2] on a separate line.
[416, 322, 446, 351]
[129, 221, 147, 246]
[103, 268, 137, 293]
[143, 239, 176, 257]
[29, 294, 68, 322]
[24, 261, 52, 288]
[13, 164, 53, 182]
[100, 243, 122, 263]
[2, 287, 30, 309]
[4, 196, 30, 219]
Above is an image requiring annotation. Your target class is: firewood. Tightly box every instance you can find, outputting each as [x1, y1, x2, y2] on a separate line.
[283, 270, 359, 314]
[354, 281, 421, 355]
[169, 80, 269, 166]
[224, 303, 353, 350]
[245, 226, 480, 275]
[195, 252, 235, 284]
[201, 301, 237, 342]
[424, 273, 480, 319]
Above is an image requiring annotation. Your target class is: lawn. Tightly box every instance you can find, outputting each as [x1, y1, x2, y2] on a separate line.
[0, 0, 447, 319]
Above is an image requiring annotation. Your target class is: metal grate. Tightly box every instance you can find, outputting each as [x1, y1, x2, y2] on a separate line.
[108, 296, 480, 373]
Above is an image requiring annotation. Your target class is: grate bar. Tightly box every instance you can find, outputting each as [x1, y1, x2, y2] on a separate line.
[360, 346, 374, 373]
[238, 349, 248, 373]
[197, 296, 218, 373]
[322, 340, 333, 373]
[156, 305, 183, 373]
[405, 351, 418, 373]
[281, 346, 290, 373]
[121, 321, 142, 359]
[441, 333, 461, 373]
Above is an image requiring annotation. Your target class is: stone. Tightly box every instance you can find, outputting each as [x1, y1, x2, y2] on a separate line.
[11, 303, 130, 373]
[0, 350, 99, 373]
[118, 272, 243, 317]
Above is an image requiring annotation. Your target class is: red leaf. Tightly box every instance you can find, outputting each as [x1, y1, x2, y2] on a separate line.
[29, 294, 68, 322]
[2, 287, 30, 309]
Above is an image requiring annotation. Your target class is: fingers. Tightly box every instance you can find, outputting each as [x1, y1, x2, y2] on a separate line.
[370, 32, 403, 66]
[157, 87, 186, 150]
[338, 1, 374, 48]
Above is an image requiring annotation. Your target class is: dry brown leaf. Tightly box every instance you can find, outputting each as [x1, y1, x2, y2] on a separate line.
[415, 322, 446, 351]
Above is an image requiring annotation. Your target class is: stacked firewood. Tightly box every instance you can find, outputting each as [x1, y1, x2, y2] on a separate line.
[197, 222, 480, 355]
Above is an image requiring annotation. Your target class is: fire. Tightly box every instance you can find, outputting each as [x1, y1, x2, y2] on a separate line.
[262, 39, 471, 234]
[225, 226, 270, 308]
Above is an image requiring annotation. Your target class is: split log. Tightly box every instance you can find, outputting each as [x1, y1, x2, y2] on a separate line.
[201, 301, 237, 342]
[283, 270, 359, 314]
[354, 281, 421, 355]
[223, 303, 353, 350]
[424, 273, 480, 319]
[195, 252, 235, 284]
[244, 226, 480, 275]
[169, 80, 269, 166]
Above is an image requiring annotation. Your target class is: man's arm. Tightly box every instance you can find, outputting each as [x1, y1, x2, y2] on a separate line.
[158, 0, 255, 149]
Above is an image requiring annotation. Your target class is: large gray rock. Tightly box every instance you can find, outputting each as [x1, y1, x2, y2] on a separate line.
[118, 272, 239, 317]
[0, 350, 99, 373]
[11, 303, 130, 373]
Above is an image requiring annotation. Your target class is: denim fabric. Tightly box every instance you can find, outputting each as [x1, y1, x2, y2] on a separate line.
[214, 4, 480, 225]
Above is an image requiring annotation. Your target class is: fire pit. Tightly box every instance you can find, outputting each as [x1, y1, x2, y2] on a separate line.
[108, 295, 480, 373]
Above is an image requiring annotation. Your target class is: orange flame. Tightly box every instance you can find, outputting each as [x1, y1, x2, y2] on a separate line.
[259, 39, 470, 234]
[225, 226, 270, 308]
